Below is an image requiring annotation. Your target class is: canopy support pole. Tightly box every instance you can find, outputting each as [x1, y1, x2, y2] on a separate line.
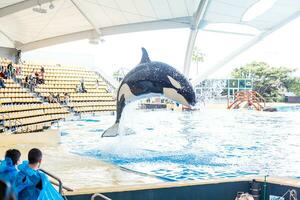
[183, 0, 209, 77]
[70, 0, 102, 37]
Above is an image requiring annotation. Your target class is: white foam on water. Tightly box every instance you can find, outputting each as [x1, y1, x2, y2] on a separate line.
[59, 108, 300, 180]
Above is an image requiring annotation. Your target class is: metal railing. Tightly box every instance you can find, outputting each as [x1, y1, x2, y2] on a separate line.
[39, 168, 73, 194]
[0, 113, 27, 133]
[95, 71, 118, 91]
[91, 193, 112, 200]
[13, 119, 26, 133]
[279, 189, 297, 200]
[0, 113, 11, 129]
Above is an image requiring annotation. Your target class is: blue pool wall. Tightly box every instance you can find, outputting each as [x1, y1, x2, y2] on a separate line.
[66, 181, 251, 200]
[66, 178, 300, 200]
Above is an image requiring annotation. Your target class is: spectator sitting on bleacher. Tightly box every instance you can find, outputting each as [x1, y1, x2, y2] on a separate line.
[65, 93, 70, 104]
[14, 148, 63, 200]
[37, 67, 45, 84]
[28, 70, 37, 91]
[95, 80, 100, 89]
[2, 67, 9, 79]
[75, 84, 80, 93]
[34, 71, 39, 79]
[24, 75, 29, 88]
[15, 66, 22, 84]
[7, 62, 14, 78]
[0, 149, 21, 186]
[47, 93, 55, 103]
[54, 93, 60, 102]
[0, 77, 5, 89]
[0, 68, 5, 79]
[79, 78, 87, 93]
[61, 93, 70, 104]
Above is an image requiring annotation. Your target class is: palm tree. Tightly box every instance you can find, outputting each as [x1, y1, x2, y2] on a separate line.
[192, 47, 204, 75]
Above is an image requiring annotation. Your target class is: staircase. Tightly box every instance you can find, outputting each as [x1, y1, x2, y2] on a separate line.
[227, 90, 266, 111]
[12, 77, 46, 103]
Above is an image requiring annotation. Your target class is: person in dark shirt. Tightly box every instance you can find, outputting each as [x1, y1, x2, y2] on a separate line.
[2, 67, 9, 79]
[7, 63, 14, 78]
[0, 77, 5, 89]
[0, 180, 15, 200]
[0, 67, 4, 78]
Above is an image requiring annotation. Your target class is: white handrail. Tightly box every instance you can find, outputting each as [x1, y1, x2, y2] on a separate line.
[91, 193, 112, 200]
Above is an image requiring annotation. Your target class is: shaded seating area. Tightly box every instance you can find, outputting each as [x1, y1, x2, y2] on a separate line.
[0, 78, 40, 104]
[21, 62, 116, 114]
[0, 59, 69, 134]
[0, 57, 116, 134]
[0, 103, 70, 134]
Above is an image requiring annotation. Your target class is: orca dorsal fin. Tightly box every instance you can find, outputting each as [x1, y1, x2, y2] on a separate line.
[140, 47, 151, 64]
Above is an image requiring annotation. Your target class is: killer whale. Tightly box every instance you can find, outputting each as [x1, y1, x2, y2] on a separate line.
[102, 48, 196, 137]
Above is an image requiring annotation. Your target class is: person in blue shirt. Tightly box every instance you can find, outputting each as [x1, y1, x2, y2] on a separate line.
[14, 148, 63, 200]
[0, 77, 5, 89]
[0, 149, 21, 186]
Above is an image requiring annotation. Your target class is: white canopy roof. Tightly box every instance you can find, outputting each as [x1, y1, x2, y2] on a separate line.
[0, 0, 200, 51]
[0, 0, 299, 52]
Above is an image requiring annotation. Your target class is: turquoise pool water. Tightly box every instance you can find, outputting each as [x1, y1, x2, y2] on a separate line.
[59, 107, 300, 181]
[275, 105, 300, 112]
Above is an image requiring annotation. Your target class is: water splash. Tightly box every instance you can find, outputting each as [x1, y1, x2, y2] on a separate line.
[196, 79, 226, 107]
[60, 108, 300, 181]
[118, 102, 138, 136]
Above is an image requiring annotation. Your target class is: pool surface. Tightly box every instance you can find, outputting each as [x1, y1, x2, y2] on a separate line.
[59, 107, 300, 181]
[275, 105, 300, 112]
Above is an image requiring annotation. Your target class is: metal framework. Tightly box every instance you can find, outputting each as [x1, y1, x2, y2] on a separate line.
[0, 0, 54, 17]
[183, 0, 209, 76]
[69, 0, 102, 37]
[0, 0, 299, 81]
[192, 10, 300, 85]
[17, 17, 191, 51]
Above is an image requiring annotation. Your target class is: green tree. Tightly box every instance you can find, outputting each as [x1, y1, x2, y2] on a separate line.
[286, 77, 300, 96]
[231, 61, 296, 102]
[192, 47, 204, 75]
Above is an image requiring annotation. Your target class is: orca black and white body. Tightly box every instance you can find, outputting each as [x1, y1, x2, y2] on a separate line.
[102, 48, 196, 137]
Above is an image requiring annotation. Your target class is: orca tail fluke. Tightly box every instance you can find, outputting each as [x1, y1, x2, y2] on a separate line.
[101, 123, 119, 137]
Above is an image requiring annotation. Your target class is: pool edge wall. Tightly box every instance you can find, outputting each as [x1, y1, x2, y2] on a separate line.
[65, 177, 300, 200]
[0, 129, 60, 146]
[66, 179, 251, 200]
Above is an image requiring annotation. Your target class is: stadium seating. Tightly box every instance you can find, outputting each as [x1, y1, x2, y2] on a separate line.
[20, 62, 116, 113]
[0, 57, 116, 134]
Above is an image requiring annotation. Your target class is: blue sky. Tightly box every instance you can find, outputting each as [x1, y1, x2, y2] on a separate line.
[23, 16, 300, 79]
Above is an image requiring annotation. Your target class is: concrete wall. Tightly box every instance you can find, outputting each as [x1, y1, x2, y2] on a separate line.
[285, 96, 300, 103]
[0, 47, 18, 62]
[0, 129, 60, 146]
[66, 177, 300, 200]
[66, 181, 251, 200]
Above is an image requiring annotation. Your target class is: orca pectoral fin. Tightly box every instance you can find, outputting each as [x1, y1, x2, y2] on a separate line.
[102, 123, 119, 137]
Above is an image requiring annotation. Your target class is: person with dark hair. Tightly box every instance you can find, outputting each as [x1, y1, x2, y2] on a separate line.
[0, 180, 15, 200]
[0, 149, 21, 186]
[38, 67, 45, 84]
[0, 68, 5, 79]
[7, 63, 14, 78]
[3, 68, 9, 79]
[80, 78, 87, 93]
[14, 148, 63, 200]
[28, 69, 36, 91]
[15, 65, 22, 84]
